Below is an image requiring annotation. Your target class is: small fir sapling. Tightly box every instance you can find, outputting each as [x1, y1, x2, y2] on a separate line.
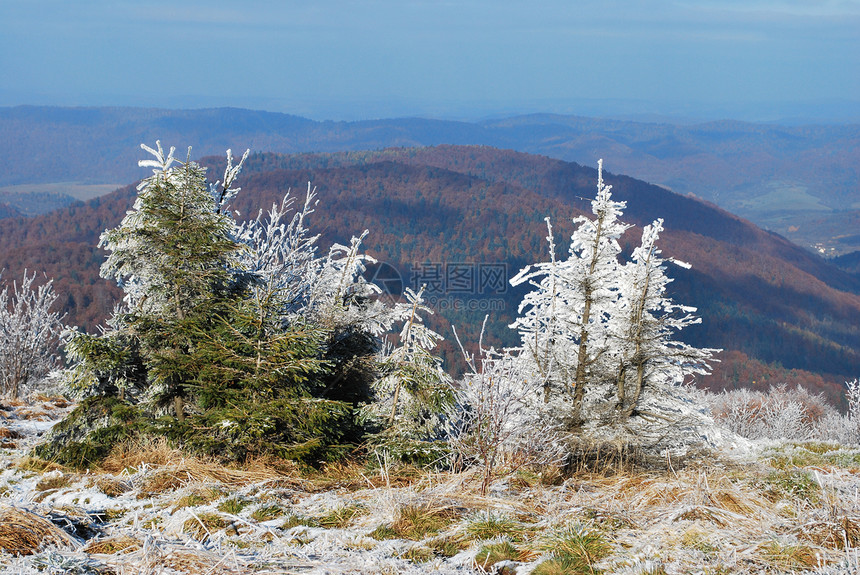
[510, 160, 630, 427]
[362, 286, 454, 460]
[97, 142, 243, 421]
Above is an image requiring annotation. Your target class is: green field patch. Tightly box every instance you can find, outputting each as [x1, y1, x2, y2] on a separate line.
[0, 181, 123, 201]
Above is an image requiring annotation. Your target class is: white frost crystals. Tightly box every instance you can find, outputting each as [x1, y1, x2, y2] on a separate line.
[508, 160, 722, 454]
[237, 182, 403, 339]
[0, 271, 65, 399]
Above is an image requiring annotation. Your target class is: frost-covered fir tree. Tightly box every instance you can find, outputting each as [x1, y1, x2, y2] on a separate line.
[52, 141, 429, 467]
[97, 143, 243, 420]
[612, 219, 716, 421]
[511, 161, 717, 440]
[362, 286, 454, 461]
[510, 160, 629, 427]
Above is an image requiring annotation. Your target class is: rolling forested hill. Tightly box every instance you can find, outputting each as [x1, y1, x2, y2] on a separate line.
[0, 145, 857, 406]
[2, 106, 859, 256]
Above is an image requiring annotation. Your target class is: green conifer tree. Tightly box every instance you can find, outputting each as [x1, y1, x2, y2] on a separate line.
[99, 143, 241, 420]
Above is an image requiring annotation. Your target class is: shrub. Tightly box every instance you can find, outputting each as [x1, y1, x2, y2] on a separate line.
[30, 396, 147, 469]
[0, 271, 65, 399]
[706, 384, 837, 441]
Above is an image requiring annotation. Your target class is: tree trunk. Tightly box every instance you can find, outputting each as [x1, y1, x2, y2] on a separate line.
[174, 395, 185, 423]
[571, 294, 592, 426]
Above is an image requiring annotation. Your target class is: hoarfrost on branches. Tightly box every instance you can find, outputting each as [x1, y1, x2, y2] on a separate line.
[211, 147, 250, 213]
[363, 286, 454, 459]
[311, 230, 396, 336]
[449, 318, 565, 494]
[509, 160, 718, 447]
[0, 271, 65, 398]
[510, 159, 631, 426]
[708, 383, 860, 445]
[612, 218, 717, 422]
[235, 184, 323, 325]
[99, 141, 239, 318]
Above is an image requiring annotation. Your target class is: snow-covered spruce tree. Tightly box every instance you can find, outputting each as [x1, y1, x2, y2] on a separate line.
[612, 219, 716, 421]
[510, 160, 629, 427]
[510, 161, 717, 447]
[0, 271, 65, 399]
[48, 142, 401, 467]
[361, 286, 454, 463]
[98, 143, 242, 421]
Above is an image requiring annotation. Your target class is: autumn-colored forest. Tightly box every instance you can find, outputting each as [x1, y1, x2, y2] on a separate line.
[1, 145, 857, 407]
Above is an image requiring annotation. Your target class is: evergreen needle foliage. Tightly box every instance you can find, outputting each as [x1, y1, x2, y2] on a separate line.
[49, 141, 422, 467]
[508, 160, 718, 445]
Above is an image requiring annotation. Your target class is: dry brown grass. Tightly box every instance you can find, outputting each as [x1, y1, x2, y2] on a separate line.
[138, 467, 194, 495]
[137, 462, 261, 495]
[241, 453, 302, 476]
[712, 488, 756, 516]
[564, 438, 643, 475]
[15, 456, 67, 473]
[798, 516, 860, 550]
[600, 467, 769, 525]
[161, 550, 235, 575]
[16, 407, 50, 421]
[35, 472, 74, 492]
[94, 475, 132, 497]
[757, 540, 819, 570]
[128, 447, 292, 496]
[0, 426, 22, 439]
[674, 505, 731, 527]
[99, 437, 183, 474]
[43, 396, 71, 408]
[103, 437, 303, 478]
[0, 506, 75, 556]
[303, 460, 423, 492]
[182, 458, 288, 486]
[83, 534, 141, 554]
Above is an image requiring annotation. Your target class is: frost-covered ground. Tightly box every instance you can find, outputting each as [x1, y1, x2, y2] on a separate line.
[1, 398, 860, 574]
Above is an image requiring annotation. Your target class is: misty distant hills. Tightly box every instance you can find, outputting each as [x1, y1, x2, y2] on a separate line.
[1, 105, 858, 255]
[1, 144, 857, 405]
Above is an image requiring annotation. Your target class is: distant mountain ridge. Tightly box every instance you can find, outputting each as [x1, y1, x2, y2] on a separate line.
[1, 144, 856, 406]
[1, 105, 858, 255]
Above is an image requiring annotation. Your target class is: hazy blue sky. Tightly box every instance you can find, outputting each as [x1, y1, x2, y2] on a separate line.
[1, 0, 858, 121]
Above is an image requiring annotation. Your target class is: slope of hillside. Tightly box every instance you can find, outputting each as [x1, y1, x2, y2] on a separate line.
[2, 106, 858, 253]
[0, 145, 857, 404]
[3, 398, 859, 574]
